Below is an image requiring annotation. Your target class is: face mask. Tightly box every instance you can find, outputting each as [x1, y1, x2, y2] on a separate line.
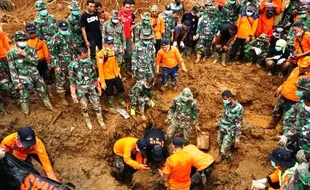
[143, 20, 150, 25]
[112, 19, 119, 23]
[199, 11, 204, 15]
[72, 10, 80, 16]
[271, 160, 277, 168]
[296, 32, 302, 37]
[246, 11, 253, 16]
[192, 12, 196, 16]
[80, 58, 88, 63]
[276, 27, 284, 33]
[300, 14, 307, 19]
[275, 46, 282, 51]
[164, 10, 172, 14]
[223, 99, 230, 105]
[39, 9, 48, 17]
[17, 41, 27, 48]
[230, 0, 236, 4]
[305, 105, 310, 112]
[143, 41, 151, 45]
[60, 30, 70, 36]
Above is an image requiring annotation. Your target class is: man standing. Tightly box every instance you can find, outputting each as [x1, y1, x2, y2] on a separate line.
[69, 47, 105, 130]
[8, 31, 53, 114]
[50, 21, 76, 106]
[135, 12, 154, 44]
[166, 88, 199, 143]
[224, 0, 242, 24]
[161, 5, 175, 42]
[181, 6, 199, 55]
[172, 21, 191, 55]
[67, 1, 84, 48]
[150, 5, 165, 53]
[291, 22, 310, 63]
[216, 90, 244, 164]
[81, 0, 102, 60]
[95, 2, 111, 26]
[214, 0, 230, 29]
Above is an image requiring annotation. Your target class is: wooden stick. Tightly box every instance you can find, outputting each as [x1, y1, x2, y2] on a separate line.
[50, 111, 62, 125]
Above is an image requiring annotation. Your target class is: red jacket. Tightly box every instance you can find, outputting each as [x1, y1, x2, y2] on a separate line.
[119, 9, 133, 38]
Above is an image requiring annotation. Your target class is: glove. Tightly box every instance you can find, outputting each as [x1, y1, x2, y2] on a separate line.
[193, 34, 199, 41]
[0, 148, 5, 160]
[255, 178, 267, 184]
[277, 58, 286, 65]
[130, 108, 136, 116]
[173, 41, 177, 47]
[273, 55, 281, 60]
[137, 164, 150, 170]
[278, 135, 288, 146]
[180, 41, 185, 48]
[251, 181, 266, 190]
[234, 136, 240, 148]
[151, 100, 155, 108]
[296, 91, 303, 98]
[46, 170, 60, 182]
[296, 149, 307, 162]
[254, 48, 262, 55]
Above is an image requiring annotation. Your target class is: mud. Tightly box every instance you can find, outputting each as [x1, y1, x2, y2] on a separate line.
[0, 0, 284, 189]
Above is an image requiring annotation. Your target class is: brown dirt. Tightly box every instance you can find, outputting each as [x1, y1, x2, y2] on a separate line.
[0, 0, 285, 189]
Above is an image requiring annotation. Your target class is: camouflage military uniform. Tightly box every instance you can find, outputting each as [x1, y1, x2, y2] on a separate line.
[67, 14, 84, 48]
[33, 14, 58, 48]
[244, 34, 269, 65]
[224, 2, 242, 24]
[134, 12, 155, 43]
[166, 88, 198, 142]
[131, 41, 156, 81]
[161, 11, 175, 41]
[283, 163, 310, 190]
[297, 77, 310, 91]
[129, 80, 153, 112]
[50, 32, 76, 94]
[281, 0, 299, 25]
[240, 0, 258, 14]
[214, 7, 230, 29]
[217, 100, 244, 159]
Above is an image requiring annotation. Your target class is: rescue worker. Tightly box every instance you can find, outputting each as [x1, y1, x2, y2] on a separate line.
[131, 30, 156, 81]
[8, 31, 53, 115]
[216, 90, 244, 164]
[129, 77, 155, 120]
[173, 20, 191, 55]
[194, 6, 217, 63]
[0, 127, 59, 182]
[50, 20, 76, 106]
[267, 57, 310, 129]
[96, 36, 126, 113]
[69, 47, 105, 129]
[229, 4, 258, 64]
[212, 23, 238, 66]
[95, 2, 111, 25]
[166, 88, 199, 143]
[33, 0, 58, 49]
[113, 137, 150, 181]
[181, 6, 199, 55]
[214, 0, 230, 29]
[161, 5, 175, 42]
[159, 137, 192, 190]
[150, 5, 165, 53]
[244, 33, 269, 67]
[290, 22, 310, 64]
[224, 0, 242, 24]
[25, 23, 53, 97]
[155, 40, 187, 91]
[169, 0, 183, 14]
[67, 0, 84, 48]
[251, 148, 298, 190]
[134, 12, 154, 44]
[102, 10, 126, 67]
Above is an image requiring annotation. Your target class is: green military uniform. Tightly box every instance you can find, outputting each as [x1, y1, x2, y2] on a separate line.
[214, 7, 230, 29]
[244, 33, 269, 66]
[224, 1, 242, 24]
[297, 77, 310, 91]
[217, 99, 244, 159]
[129, 80, 153, 114]
[8, 31, 53, 114]
[67, 1, 84, 48]
[33, 0, 58, 48]
[281, 0, 300, 25]
[161, 10, 175, 41]
[166, 88, 198, 142]
[102, 10, 126, 66]
[68, 58, 105, 129]
[283, 162, 310, 190]
[134, 12, 155, 44]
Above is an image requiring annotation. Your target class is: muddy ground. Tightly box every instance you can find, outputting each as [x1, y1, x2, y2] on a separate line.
[0, 0, 285, 189]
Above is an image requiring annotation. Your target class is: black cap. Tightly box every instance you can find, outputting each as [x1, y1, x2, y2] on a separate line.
[222, 90, 233, 97]
[183, 20, 191, 27]
[137, 138, 148, 156]
[165, 4, 171, 10]
[17, 127, 36, 148]
[25, 23, 36, 33]
[172, 137, 184, 147]
[58, 20, 69, 31]
[292, 21, 304, 28]
[192, 5, 199, 12]
[302, 91, 310, 101]
[152, 145, 164, 161]
[268, 148, 296, 168]
[104, 36, 114, 43]
[161, 39, 169, 46]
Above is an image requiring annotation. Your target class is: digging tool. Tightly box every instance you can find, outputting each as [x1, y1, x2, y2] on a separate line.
[50, 110, 62, 125]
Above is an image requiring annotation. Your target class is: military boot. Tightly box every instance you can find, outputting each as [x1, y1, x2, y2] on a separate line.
[108, 96, 117, 113]
[195, 53, 201, 63]
[21, 103, 30, 115]
[139, 105, 146, 121]
[59, 93, 68, 106]
[221, 53, 227, 67]
[212, 52, 219, 64]
[82, 112, 93, 130]
[42, 97, 53, 111]
[118, 92, 127, 107]
[96, 112, 106, 129]
[47, 85, 53, 97]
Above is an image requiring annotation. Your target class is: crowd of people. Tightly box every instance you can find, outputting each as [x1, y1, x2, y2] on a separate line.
[0, 0, 309, 189]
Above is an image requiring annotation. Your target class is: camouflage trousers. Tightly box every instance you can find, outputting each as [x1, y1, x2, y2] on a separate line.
[131, 96, 152, 111]
[217, 129, 234, 159]
[113, 155, 136, 181]
[167, 119, 192, 142]
[195, 38, 213, 56]
[163, 32, 172, 42]
[115, 44, 124, 66]
[244, 50, 267, 65]
[55, 68, 69, 94]
[273, 96, 295, 119]
[77, 88, 101, 113]
[18, 73, 48, 103]
[0, 71, 18, 99]
[136, 70, 154, 82]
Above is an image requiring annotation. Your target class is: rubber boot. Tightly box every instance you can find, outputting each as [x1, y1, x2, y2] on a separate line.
[42, 97, 53, 111]
[221, 53, 227, 67]
[195, 53, 201, 63]
[118, 93, 127, 107]
[0, 103, 7, 115]
[212, 52, 219, 64]
[108, 96, 117, 113]
[264, 116, 281, 129]
[21, 103, 30, 115]
[139, 105, 146, 121]
[47, 85, 53, 97]
[96, 112, 106, 129]
[82, 112, 93, 130]
[59, 93, 68, 106]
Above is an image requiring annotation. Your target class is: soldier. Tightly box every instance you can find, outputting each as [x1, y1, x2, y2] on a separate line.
[216, 90, 244, 164]
[214, 0, 230, 29]
[102, 10, 126, 67]
[67, 0, 84, 48]
[68, 47, 105, 130]
[8, 31, 53, 115]
[166, 88, 199, 143]
[244, 33, 269, 67]
[134, 12, 155, 44]
[224, 0, 242, 24]
[129, 77, 155, 120]
[50, 21, 76, 106]
[194, 6, 217, 63]
[96, 36, 126, 113]
[132, 31, 156, 81]
[161, 5, 175, 42]
[33, 0, 58, 48]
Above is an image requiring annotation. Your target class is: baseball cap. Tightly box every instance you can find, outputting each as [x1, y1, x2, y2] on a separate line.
[268, 148, 296, 168]
[152, 145, 164, 161]
[161, 39, 170, 46]
[104, 36, 114, 43]
[58, 20, 69, 31]
[222, 90, 233, 97]
[25, 23, 36, 33]
[172, 137, 184, 147]
[137, 138, 148, 156]
[18, 127, 36, 148]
